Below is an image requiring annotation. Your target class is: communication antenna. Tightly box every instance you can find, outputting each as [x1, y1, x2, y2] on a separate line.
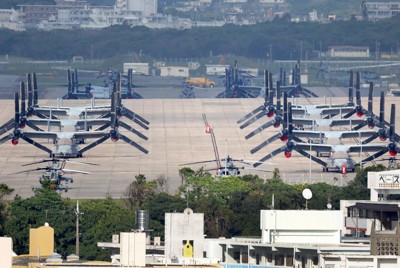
[302, 188, 312, 210]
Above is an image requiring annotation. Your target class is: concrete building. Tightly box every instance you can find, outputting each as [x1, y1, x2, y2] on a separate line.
[29, 223, 54, 257]
[0, 237, 12, 268]
[117, 0, 158, 17]
[260, 0, 284, 3]
[160, 66, 189, 77]
[123, 62, 150, 76]
[120, 232, 146, 266]
[328, 46, 370, 58]
[362, 1, 400, 20]
[206, 64, 230, 76]
[165, 208, 204, 260]
[260, 210, 342, 244]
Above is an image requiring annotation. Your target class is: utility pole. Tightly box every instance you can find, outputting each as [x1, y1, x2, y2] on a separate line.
[75, 201, 83, 257]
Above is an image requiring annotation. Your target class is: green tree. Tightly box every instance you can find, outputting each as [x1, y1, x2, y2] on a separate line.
[4, 189, 75, 256]
[123, 174, 157, 210]
[0, 184, 14, 236]
[79, 197, 135, 261]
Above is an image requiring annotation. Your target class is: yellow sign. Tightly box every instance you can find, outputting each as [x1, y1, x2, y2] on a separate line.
[183, 240, 193, 257]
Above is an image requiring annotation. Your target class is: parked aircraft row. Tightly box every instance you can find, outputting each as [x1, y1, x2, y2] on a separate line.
[238, 69, 399, 174]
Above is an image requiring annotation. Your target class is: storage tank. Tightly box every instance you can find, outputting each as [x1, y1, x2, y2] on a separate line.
[135, 210, 150, 231]
[135, 210, 151, 244]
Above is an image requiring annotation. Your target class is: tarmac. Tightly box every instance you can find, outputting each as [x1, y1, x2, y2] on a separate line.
[0, 74, 397, 199]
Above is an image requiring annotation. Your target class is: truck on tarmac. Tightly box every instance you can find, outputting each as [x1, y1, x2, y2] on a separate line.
[185, 77, 216, 88]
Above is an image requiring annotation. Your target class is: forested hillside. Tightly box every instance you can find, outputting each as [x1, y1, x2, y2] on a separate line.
[1, 16, 399, 60]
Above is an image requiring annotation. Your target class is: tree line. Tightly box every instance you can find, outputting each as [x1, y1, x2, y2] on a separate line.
[1, 16, 400, 61]
[0, 164, 390, 261]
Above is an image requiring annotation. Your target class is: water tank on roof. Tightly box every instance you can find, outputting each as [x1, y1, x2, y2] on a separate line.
[135, 210, 149, 231]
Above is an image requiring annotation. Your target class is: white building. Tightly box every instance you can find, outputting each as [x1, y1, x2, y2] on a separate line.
[160, 66, 189, 77]
[116, 0, 157, 17]
[206, 64, 230, 76]
[260, 0, 284, 3]
[165, 208, 204, 260]
[328, 46, 370, 58]
[0, 237, 13, 268]
[123, 63, 150, 76]
[362, 1, 400, 20]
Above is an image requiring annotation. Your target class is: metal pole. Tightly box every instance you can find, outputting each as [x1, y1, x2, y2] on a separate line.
[76, 201, 80, 257]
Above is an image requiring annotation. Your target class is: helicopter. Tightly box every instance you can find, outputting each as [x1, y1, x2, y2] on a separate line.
[13, 158, 96, 192]
[179, 113, 273, 176]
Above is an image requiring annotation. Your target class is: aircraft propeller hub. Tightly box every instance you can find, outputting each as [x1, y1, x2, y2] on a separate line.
[284, 151, 292, 158]
[280, 136, 288, 142]
[267, 111, 274, 118]
[356, 111, 364, 117]
[379, 136, 387, 141]
[390, 150, 397, 157]
[273, 122, 280, 128]
[11, 139, 19, 145]
[19, 123, 26, 129]
[111, 137, 119, 142]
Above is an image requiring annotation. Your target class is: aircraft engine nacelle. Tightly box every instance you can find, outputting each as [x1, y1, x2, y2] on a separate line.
[366, 118, 375, 129]
[388, 143, 398, 156]
[110, 130, 119, 142]
[267, 106, 275, 118]
[378, 129, 387, 141]
[11, 130, 21, 145]
[280, 129, 289, 142]
[284, 141, 294, 158]
[356, 107, 364, 117]
[19, 118, 26, 129]
[273, 118, 281, 128]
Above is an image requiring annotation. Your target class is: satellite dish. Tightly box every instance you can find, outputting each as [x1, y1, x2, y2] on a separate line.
[302, 188, 312, 200]
[327, 203, 332, 209]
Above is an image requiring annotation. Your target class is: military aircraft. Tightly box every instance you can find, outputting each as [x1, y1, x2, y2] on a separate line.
[0, 90, 149, 158]
[216, 61, 262, 98]
[14, 158, 95, 192]
[180, 113, 272, 176]
[64, 68, 142, 99]
[252, 103, 399, 173]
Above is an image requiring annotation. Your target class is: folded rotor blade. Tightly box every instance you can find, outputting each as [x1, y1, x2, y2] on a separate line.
[240, 110, 266, 129]
[237, 105, 264, 124]
[352, 122, 367, 131]
[361, 148, 389, 164]
[121, 110, 150, 130]
[295, 148, 328, 167]
[361, 133, 379, 144]
[118, 121, 148, 140]
[245, 120, 274, 140]
[0, 119, 14, 136]
[124, 109, 150, 125]
[250, 132, 282, 154]
[0, 133, 13, 145]
[26, 121, 44, 132]
[118, 133, 149, 154]
[254, 146, 286, 168]
[20, 135, 52, 154]
[78, 134, 110, 155]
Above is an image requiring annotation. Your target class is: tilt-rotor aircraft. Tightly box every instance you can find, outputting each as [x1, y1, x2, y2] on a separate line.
[252, 103, 400, 173]
[0, 74, 149, 158]
[238, 70, 361, 131]
[63, 68, 142, 99]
